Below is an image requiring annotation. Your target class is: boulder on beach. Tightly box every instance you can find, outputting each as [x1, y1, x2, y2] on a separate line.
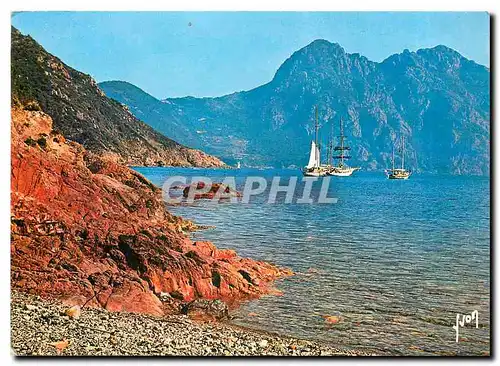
[65, 305, 81, 319]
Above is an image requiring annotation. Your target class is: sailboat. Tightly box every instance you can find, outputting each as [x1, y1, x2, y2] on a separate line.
[303, 107, 327, 177]
[385, 136, 412, 179]
[327, 117, 360, 177]
[321, 122, 335, 172]
[236, 161, 241, 169]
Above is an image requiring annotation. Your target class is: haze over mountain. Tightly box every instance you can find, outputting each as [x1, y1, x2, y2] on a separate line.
[11, 27, 224, 168]
[100, 39, 490, 175]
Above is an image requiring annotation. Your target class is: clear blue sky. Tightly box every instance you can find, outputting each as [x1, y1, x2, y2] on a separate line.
[12, 12, 489, 98]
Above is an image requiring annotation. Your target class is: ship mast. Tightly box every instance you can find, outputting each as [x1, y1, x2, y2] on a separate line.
[328, 120, 334, 166]
[392, 143, 395, 171]
[339, 117, 344, 166]
[401, 136, 405, 170]
[326, 138, 331, 167]
[332, 115, 351, 168]
[315, 106, 319, 167]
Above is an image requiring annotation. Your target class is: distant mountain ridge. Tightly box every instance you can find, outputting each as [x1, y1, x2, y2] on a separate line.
[100, 39, 490, 175]
[11, 27, 225, 168]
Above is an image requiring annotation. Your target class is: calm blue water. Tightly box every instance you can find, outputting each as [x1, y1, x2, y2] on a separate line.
[135, 167, 490, 356]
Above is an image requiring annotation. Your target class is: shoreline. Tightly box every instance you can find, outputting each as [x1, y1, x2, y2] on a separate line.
[11, 291, 378, 356]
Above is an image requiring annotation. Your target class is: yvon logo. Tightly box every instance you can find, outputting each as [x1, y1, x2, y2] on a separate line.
[452, 310, 479, 343]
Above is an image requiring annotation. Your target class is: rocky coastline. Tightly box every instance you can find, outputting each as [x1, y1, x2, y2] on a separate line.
[9, 107, 376, 356]
[11, 107, 291, 317]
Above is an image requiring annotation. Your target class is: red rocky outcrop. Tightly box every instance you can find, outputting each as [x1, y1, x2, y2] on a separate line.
[11, 108, 291, 316]
[182, 181, 242, 200]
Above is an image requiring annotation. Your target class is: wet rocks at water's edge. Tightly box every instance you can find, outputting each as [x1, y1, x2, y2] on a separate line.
[11, 291, 374, 356]
[181, 299, 229, 321]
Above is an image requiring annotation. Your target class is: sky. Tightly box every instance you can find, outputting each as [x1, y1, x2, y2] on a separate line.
[12, 12, 490, 99]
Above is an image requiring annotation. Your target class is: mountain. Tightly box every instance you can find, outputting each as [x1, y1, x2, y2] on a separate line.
[100, 39, 490, 175]
[11, 27, 224, 168]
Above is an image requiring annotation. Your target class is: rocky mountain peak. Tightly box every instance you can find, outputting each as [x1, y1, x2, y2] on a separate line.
[272, 39, 349, 83]
[303, 39, 345, 54]
[100, 39, 490, 175]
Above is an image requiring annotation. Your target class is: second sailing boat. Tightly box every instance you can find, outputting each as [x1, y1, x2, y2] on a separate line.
[385, 136, 412, 179]
[327, 116, 360, 177]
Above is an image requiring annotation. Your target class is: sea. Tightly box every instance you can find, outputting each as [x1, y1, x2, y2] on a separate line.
[134, 167, 490, 356]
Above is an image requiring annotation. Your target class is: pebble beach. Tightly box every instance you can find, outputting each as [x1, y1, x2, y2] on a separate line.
[10, 291, 376, 356]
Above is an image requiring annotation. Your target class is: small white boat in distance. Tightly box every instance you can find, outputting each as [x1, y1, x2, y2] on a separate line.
[386, 168, 411, 179]
[385, 136, 412, 179]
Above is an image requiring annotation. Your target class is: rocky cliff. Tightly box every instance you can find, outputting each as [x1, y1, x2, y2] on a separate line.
[100, 40, 490, 175]
[11, 27, 224, 168]
[11, 107, 289, 316]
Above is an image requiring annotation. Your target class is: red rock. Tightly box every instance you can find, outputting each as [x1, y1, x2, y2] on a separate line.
[50, 340, 70, 354]
[10, 108, 292, 316]
[322, 314, 342, 324]
[183, 182, 241, 200]
[268, 288, 284, 296]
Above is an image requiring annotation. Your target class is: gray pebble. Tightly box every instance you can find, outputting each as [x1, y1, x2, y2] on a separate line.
[11, 291, 375, 356]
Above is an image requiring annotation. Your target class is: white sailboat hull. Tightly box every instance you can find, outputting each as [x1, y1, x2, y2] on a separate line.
[303, 168, 327, 177]
[387, 173, 411, 180]
[327, 166, 360, 177]
[303, 172, 325, 177]
[385, 169, 411, 179]
[329, 170, 354, 177]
